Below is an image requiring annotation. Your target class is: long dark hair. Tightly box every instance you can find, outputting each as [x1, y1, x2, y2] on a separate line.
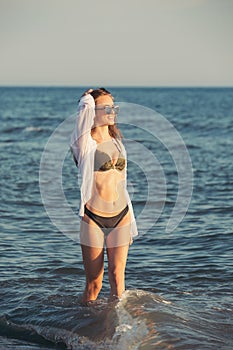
[82, 87, 123, 140]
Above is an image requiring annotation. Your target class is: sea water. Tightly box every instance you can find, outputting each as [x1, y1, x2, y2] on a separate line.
[0, 87, 232, 349]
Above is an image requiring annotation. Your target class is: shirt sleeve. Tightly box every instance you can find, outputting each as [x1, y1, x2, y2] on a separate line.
[118, 140, 138, 238]
[70, 94, 97, 217]
[70, 95, 96, 167]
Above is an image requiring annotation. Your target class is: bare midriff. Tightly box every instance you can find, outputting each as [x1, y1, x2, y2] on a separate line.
[86, 169, 128, 216]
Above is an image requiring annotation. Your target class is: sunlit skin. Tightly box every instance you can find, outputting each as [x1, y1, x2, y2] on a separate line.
[88, 95, 127, 215]
[81, 94, 132, 303]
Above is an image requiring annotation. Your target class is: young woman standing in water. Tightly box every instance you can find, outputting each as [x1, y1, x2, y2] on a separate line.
[71, 88, 137, 304]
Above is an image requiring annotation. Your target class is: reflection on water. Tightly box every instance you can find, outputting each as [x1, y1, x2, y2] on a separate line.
[0, 87, 233, 349]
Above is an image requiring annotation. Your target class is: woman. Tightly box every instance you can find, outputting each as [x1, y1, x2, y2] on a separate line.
[70, 88, 138, 304]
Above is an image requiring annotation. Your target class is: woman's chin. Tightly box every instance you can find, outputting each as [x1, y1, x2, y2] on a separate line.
[107, 118, 115, 124]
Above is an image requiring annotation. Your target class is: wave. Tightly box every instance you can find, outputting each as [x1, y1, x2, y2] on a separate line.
[0, 289, 172, 350]
[24, 126, 44, 132]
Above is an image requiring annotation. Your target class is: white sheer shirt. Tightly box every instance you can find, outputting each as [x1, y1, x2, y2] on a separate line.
[70, 94, 138, 239]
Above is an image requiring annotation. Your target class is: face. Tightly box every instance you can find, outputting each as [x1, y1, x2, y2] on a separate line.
[94, 95, 118, 127]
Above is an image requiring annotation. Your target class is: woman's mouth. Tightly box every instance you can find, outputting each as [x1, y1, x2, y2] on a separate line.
[107, 115, 115, 122]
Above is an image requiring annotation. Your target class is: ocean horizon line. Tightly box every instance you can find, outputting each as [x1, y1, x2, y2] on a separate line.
[0, 84, 233, 89]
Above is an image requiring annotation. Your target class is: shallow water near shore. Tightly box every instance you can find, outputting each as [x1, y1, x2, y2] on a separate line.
[0, 87, 233, 349]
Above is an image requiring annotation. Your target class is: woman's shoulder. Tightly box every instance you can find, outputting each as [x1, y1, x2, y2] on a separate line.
[113, 138, 126, 155]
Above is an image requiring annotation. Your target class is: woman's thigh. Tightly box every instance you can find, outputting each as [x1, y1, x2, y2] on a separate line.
[107, 244, 129, 272]
[80, 213, 104, 248]
[106, 211, 131, 248]
[81, 244, 104, 280]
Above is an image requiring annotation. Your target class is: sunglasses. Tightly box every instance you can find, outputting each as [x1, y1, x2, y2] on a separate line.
[95, 105, 120, 115]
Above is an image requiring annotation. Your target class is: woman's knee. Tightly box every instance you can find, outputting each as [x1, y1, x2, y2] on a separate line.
[108, 265, 124, 283]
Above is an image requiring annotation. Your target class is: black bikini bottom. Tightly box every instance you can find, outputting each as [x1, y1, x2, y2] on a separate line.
[84, 205, 129, 236]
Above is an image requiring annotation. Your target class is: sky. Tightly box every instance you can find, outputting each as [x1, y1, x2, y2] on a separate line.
[0, 0, 233, 86]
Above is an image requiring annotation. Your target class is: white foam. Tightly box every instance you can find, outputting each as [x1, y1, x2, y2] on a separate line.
[110, 292, 149, 350]
[25, 126, 43, 132]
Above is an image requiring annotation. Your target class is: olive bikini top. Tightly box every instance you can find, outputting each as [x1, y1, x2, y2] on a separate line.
[94, 147, 126, 172]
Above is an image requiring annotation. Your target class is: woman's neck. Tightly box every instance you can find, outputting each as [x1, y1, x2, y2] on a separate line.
[91, 126, 112, 143]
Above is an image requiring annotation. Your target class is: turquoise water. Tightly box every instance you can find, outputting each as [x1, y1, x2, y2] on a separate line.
[0, 87, 232, 349]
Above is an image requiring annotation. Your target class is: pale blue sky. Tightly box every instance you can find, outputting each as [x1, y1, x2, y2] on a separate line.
[1, 0, 233, 86]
